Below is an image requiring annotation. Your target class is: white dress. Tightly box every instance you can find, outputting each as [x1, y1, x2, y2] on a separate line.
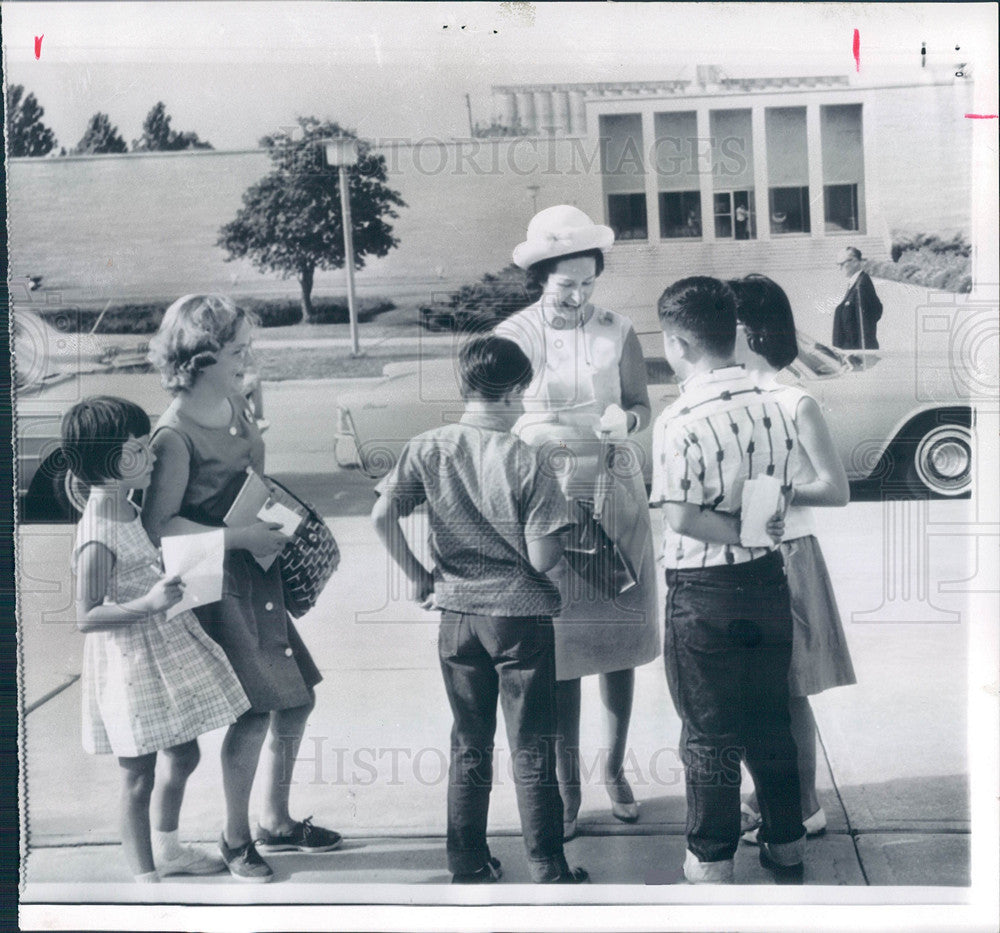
[496, 303, 660, 680]
[74, 498, 250, 757]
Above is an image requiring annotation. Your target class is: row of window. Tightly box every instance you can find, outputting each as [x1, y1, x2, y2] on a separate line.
[608, 184, 860, 241]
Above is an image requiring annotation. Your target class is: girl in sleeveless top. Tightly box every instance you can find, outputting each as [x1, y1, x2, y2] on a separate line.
[729, 275, 857, 841]
[143, 296, 341, 883]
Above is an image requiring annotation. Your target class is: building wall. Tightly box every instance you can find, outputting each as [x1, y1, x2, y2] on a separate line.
[6, 80, 972, 314]
[866, 80, 973, 235]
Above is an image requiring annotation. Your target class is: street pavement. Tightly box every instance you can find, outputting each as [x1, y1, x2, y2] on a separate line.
[18, 468, 988, 898]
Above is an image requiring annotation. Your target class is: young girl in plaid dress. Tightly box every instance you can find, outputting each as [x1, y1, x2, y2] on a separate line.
[65, 397, 251, 883]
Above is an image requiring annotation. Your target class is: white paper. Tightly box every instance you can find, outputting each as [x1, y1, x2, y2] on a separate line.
[258, 499, 303, 537]
[159, 529, 226, 619]
[739, 475, 786, 548]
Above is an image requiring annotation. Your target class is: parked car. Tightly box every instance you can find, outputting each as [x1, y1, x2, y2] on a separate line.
[334, 330, 974, 499]
[14, 311, 262, 522]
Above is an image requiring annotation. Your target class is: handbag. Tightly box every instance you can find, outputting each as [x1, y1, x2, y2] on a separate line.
[562, 433, 638, 600]
[263, 476, 341, 618]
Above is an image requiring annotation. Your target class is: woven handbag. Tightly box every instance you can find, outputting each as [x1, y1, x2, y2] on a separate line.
[264, 476, 341, 618]
[562, 433, 638, 601]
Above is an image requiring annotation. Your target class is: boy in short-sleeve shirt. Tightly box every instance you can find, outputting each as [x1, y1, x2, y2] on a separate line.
[650, 277, 807, 884]
[372, 336, 588, 885]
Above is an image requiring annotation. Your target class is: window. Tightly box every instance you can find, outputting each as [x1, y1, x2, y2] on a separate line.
[821, 104, 865, 233]
[824, 183, 859, 232]
[607, 193, 648, 240]
[714, 192, 732, 238]
[659, 191, 701, 238]
[713, 190, 756, 239]
[768, 186, 810, 234]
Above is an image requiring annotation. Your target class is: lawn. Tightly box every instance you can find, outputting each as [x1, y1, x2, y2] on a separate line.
[253, 344, 453, 380]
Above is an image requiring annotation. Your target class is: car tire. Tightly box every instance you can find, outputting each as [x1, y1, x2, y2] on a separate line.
[881, 408, 973, 498]
[22, 450, 77, 523]
[358, 445, 397, 480]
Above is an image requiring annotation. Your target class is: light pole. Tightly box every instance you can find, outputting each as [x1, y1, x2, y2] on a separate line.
[527, 184, 540, 214]
[322, 136, 362, 356]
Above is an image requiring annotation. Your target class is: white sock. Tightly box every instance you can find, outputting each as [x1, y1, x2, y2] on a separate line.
[134, 870, 161, 883]
[152, 829, 182, 859]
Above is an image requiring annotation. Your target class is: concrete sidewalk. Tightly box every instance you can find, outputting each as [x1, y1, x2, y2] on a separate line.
[18, 500, 979, 897]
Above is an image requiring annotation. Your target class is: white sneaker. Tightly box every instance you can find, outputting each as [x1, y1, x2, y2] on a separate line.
[683, 849, 735, 884]
[155, 843, 227, 876]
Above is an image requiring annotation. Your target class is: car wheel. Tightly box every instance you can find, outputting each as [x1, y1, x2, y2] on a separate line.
[22, 450, 77, 522]
[884, 409, 973, 498]
[358, 445, 397, 480]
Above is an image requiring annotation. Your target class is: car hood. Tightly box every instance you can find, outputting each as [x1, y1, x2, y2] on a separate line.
[339, 361, 463, 408]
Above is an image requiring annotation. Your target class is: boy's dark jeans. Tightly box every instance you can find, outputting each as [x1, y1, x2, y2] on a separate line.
[665, 551, 806, 863]
[438, 611, 569, 882]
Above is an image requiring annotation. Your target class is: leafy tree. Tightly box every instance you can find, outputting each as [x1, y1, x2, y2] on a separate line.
[74, 112, 127, 155]
[5, 85, 57, 157]
[217, 117, 405, 322]
[132, 101, 213, 151]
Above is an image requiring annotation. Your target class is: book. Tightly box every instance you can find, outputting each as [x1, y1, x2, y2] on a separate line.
[739, 475, 786, 548]
[223, 468, 303, 570]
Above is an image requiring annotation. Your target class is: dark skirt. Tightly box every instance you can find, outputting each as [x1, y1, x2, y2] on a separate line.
[195, 549, 322, 712]
[781, 535, 857, 697]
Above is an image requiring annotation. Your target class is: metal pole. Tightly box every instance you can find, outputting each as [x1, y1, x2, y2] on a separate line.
[339, 163, 360, 356]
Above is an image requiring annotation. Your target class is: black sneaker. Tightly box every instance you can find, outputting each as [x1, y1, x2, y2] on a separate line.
[539, 865, 590, 884]
[218, 835, 273, 883]
[451, 857, 503, 884]
[255, 817, 343, 854]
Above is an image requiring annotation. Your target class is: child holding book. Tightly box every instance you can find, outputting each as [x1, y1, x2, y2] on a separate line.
[65, 396, 250, 882]
[372, 336, 588, 884]
[143, 295, 340, 883]
[728, 275, 855, 843]
[650, 277, 806, 884]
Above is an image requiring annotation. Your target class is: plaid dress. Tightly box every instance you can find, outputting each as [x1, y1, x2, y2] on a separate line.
[74, 498, 251, 757]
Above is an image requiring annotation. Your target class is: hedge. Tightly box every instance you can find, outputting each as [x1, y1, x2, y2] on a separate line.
[36, 297, 396, 334]
[868, 232, 972, 293]
[419, 264, 535, 332]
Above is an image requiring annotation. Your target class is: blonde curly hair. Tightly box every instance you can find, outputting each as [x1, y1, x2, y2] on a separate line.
[148, 294, 258, 393]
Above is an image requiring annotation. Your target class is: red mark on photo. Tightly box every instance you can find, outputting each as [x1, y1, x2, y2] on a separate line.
[34, 35, 44, 59]
[965, 113, 998, 119]
[852, 29, 860, 72]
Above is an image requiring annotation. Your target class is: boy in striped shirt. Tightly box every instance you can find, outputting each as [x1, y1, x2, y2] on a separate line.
[650, 277, 806, 884]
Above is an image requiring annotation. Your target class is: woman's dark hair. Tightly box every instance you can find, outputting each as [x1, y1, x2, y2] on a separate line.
[458, 336, 533, 401]
[656, 276, 737, 359]
[524, 248, 605, 297]
[60, 396, 152, 484]
[727, 274, 799, 369]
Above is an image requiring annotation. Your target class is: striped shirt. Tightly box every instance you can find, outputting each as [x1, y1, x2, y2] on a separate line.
[650, 365, 799, 569]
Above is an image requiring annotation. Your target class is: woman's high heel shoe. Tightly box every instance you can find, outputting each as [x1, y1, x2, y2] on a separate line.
[610, 800, 639, 823]
[606, 775, 639, 823]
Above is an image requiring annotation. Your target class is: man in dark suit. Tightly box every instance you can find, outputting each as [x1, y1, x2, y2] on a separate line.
[832, 247, 882, 350]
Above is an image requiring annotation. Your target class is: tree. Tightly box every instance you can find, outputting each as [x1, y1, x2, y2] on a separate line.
[132, 101, 213, 151]
[217, 117, 406, 322]
[74, 113, 127, 155]
[5, 85, 57, 156]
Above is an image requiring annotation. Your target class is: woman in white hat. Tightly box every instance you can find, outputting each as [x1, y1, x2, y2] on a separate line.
[496, 206, 659, 838]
